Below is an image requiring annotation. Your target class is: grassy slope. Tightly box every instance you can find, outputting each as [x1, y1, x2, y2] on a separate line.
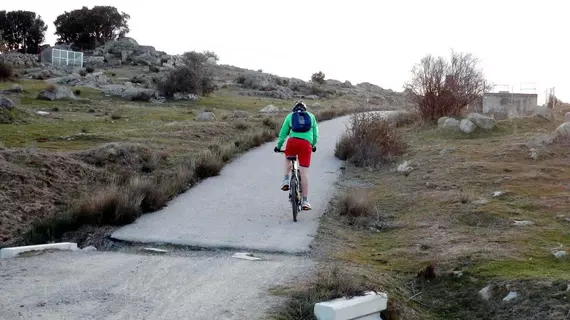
[273, 108, 570, 320]
[0, 78, 368, 247]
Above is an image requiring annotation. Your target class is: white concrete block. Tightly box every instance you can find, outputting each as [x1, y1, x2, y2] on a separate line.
[314, 292, 388, 320]
[0, 242, 78, 259]
[232, 252, 262, 261]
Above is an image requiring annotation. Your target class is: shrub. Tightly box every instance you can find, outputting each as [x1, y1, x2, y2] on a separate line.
[404, 50, 491, 122]
[337, 189, 378, 226]
[234, 121, 250, 131]
[149, 65, 160, 73]
[0, 62, 13, 81]
[86, 66, 95, 73]
[74, 89, 81, 96]
[193, 149, 224, 179]
[157, 62, 215, 98]
[311, 71, 326, 84]
[334, 112, 407, 167]
[236, 74, 246, 84]
[79, 69, 87, 77]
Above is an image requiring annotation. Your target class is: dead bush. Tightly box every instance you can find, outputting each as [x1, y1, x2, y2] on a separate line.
[404, 50, 491, 122]
[0, 62, 13, 81]
[335, 112, 407, 167]
[45, 83, 57, 93]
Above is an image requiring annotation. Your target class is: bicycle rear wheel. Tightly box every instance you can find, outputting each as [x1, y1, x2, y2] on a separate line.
[290, 176, 298, 222]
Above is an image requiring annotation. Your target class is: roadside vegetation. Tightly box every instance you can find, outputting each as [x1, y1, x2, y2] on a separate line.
[272, 50, 570, 320]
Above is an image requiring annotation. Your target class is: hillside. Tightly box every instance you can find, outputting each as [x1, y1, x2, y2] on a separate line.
[0, 37, 410, 247]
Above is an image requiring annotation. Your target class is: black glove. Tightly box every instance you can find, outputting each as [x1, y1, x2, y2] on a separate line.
[312, 146, 317, 152]
[274, 146, 280, 153]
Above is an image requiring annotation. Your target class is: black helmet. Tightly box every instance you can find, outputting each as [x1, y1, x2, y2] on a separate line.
[292, 100, 307, 112]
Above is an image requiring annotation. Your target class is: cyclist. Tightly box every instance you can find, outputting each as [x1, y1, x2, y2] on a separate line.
[274, 101, 318, 210]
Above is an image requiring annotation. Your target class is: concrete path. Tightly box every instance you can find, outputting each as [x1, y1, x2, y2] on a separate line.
[111, 115, 348, 253]
[0, 250, 313, 320]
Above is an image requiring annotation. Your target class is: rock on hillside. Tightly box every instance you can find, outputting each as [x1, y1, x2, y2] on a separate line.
[85, 37, 176, 69]
[0, 53, 43, 68]
[37, 86, 76, 101]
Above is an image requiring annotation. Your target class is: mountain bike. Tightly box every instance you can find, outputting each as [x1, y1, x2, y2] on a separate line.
[276, 150, 302, 222]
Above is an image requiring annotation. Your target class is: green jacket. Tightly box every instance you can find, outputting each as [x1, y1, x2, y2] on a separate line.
[276, 111, 319, 149]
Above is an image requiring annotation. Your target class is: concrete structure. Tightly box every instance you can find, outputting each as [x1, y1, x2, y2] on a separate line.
[481, 92, 538, 120]
[314, 292, 388, 320]
[0, 242, 78, 259]
[40, 45, 83, 67]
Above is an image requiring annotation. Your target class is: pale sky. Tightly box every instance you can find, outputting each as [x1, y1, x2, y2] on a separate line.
[5, 0, 569, 104]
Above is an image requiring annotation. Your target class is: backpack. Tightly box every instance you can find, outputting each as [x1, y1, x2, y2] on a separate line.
[290, 111, 312, 133]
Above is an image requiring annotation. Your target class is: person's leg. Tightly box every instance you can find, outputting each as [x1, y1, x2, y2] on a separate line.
[281, 138, 296, 191]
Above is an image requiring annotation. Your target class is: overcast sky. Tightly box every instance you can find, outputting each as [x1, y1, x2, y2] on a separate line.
[5, 0, 568, 104]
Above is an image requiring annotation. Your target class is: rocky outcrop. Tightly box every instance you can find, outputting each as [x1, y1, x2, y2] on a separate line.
[0, 53, 43, 68]
[88, 37, 172, 68]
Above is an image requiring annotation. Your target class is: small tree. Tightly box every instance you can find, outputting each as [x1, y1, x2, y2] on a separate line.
[404, 50, 490, 122]
[311, 71, 326, 85]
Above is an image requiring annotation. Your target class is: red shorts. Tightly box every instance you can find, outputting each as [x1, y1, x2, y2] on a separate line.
[285, 138, 312, 167]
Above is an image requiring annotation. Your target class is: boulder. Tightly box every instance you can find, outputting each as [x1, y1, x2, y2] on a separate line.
[555, 122, 570, 138]
[84, 56, 106, 68]
[7, 84, 23, 93]
[0, 52, 42, 68]
[133, 53, 159, 66]
[259, 104, 280, 113]
[565, 112, 570, 123]
[37, 86, 76, 101]
[467, 113, 496, 130]
[232, 110, 249, 119]
[437, 117, 450, 128]
[82, 72, 109, 88]
[46, 73, 82, 86]
[534, 106, 554, 121]
[120, 88, 157, 101]
[0, 97, 15, 110]
[441, 118, 460, 131]
[130, 74, 154, 88]
[459, 119, 476, 134]
[196, 112, 216, 121]
[173, 93, 199, 101]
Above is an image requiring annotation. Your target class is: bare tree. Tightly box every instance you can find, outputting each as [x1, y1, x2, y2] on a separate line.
[404, 50, 491, 122]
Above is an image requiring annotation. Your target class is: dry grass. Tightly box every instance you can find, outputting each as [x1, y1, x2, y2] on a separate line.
[336, 189, 378, 227]
[269, 267, 371, 320]
[335, 112, 408, 167]
[308, 109, 570, 319]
